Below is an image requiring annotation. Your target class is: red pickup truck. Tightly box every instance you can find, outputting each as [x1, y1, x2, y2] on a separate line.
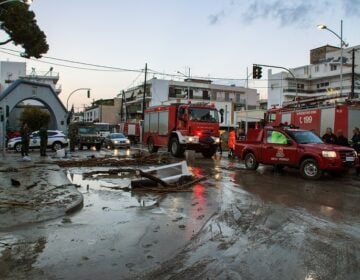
[234, 127, 358, 179]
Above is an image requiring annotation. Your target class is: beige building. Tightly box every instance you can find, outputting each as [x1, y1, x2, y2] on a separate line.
[83, 98, 122, 124]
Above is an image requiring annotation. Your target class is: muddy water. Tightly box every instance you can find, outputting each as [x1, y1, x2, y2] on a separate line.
[1, 153, 360, 280]
[0, 157, 222, 280]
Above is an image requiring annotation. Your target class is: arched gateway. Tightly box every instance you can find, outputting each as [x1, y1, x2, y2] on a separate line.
[0, 80, 68, 148]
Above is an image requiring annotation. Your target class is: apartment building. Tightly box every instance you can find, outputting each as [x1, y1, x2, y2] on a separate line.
[267, 45, 360, 109]
[83, 98, 122, 124]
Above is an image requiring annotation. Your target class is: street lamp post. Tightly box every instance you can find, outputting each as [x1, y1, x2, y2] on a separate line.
[318, 20, 348, 97]
[66, 88, 91, 112]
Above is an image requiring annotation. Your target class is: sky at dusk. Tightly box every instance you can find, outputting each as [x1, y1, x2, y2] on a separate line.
[1, 0, 360, 111]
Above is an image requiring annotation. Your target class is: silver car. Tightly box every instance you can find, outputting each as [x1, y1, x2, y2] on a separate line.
[103, 133, 131, 149]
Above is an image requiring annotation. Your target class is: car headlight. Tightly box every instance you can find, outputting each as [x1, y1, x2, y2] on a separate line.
[215, 138, 220, 143]
[113, 140, 118, 144]
[126, 140, 130, 144]
[322, 151, 337, 158]
[188, 137, 194, 143]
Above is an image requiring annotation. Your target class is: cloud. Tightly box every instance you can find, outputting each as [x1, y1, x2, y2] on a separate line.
[209, 0, 360, 27]
[208, 10, 225, 25]
[242, 0, 318, 26]
[342, 0, 360, 16]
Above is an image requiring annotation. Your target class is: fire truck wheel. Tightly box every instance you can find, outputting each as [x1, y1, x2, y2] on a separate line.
[147, 137, 158, 153]
[202, 147, 217, 158]
[244, 152, 259, 170]
[169, 137, 184, 157]
[300, 158, 322, 180]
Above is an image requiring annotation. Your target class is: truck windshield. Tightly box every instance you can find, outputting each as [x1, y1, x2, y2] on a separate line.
[189, 108, 219, 122]
[79, 127, 96, 134]
[287, 131, 323, 144]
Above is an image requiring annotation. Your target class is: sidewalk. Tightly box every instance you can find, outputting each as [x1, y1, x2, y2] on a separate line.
[0, 151, 83, 229]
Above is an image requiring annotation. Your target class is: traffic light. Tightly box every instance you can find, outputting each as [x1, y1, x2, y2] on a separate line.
[253, 65, 258, 79]
[257, 66, 262, 79]
[87, 89, 90, 98]
[252, 65, 263, 79]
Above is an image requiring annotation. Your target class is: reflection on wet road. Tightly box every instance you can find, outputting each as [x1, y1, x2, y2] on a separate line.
[1, 153, 360, 280]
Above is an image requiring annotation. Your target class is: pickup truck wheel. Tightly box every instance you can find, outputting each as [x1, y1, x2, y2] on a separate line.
[52, 141, 63, 151]
[95, 144, 101, 151]
[169, 137, 184, 157]
[300, 159, 322, 180]
[14, 143, 22, 153]
[147, 137, 158, 153]
[244, 153, 259, 170]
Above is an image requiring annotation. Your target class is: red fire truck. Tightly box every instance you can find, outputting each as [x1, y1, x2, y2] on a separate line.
[143, 103, 220, 158]
[266, 102, 360, 138]
[119, 122, 140, 144]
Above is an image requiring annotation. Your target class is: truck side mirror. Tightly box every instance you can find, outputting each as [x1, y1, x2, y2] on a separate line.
[178, 108, 187, 121]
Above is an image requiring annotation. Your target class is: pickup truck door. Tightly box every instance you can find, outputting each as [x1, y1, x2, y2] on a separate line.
[262, 130, 297, 165]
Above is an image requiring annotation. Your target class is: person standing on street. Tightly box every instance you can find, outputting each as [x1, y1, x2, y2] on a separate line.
[39, 125, 48, 156]
[336, 129, 349, 146]
[228, 127, 236, 158]
[21, 122, 30, 157]
[322, 127, 337, 144]
[352, 127, 360, 152]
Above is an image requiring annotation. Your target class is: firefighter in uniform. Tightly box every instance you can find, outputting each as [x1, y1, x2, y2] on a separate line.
[39, 125, 48, 156]
[69, 125, 77, 152]
[228, 127, 236, 158]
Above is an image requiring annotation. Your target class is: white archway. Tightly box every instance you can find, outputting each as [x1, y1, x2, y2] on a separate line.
[0, 80, 68, 149]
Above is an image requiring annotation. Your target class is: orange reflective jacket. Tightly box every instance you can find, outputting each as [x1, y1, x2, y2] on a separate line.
[228, 130, 236, 149]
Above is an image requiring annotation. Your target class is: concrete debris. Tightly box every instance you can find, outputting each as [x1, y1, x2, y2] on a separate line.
[55, 154, 174, 168]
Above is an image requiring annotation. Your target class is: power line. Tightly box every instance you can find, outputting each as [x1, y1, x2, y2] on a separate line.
[0, 50, 130, 72]
[0, 47, 145, 73]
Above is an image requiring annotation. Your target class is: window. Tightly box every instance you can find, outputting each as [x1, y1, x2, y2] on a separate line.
[189, 108, 219, 122]
[266, 131, 288, 144]
[316, 82, 329, 89]
[225, 92, 229, 101]
[330, 64, 337, 71]
[315, 65, 319, 72]
[297, 83, 305, 89]
[202, 90, 210, 100]
[267, 112, 277, 122]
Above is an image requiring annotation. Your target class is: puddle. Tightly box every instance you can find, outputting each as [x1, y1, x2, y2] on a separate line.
[66, 168, 161, 209]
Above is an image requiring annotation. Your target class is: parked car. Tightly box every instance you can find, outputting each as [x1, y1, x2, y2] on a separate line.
[234, 127, 358, 180]
[103, 133, 131, 149]
[7, 130, 68, 152]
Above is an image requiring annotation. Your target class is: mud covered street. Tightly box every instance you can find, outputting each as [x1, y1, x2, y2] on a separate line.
[1, 151, 360, 280]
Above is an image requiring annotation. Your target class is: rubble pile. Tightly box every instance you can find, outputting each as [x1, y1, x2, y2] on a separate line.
[82, 167, 205, 193]
[55, 153, 174, 168]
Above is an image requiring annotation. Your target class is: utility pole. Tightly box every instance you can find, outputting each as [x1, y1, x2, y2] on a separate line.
[142, 63, 148, 120]
[120, 90, 124, 122]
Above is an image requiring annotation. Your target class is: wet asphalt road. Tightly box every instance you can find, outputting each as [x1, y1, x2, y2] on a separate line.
[1, 150, 360, 280]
